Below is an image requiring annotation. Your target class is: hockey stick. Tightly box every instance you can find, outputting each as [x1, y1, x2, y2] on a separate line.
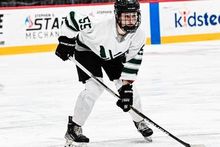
[69, 56, 205, 147]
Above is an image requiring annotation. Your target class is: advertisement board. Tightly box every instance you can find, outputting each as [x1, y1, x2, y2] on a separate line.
[0, 13, 5, 46]
[0, 3, 150, 55]
[0, 0, 220, 55]
[159, 0, 220, 43]
[0, 6, 112, 44]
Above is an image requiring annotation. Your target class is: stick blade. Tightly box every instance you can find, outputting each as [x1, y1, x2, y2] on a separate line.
[190, 144, 206, 147]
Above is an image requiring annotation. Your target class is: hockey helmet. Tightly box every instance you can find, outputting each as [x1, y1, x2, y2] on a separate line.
[114, 0, 141, 33]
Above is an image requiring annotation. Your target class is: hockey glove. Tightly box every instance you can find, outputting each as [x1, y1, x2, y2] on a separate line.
[55, 36, 76, 61]
[117, 84, 133, 112]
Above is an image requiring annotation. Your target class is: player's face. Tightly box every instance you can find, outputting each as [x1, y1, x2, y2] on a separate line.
[119, 12, 138, 27]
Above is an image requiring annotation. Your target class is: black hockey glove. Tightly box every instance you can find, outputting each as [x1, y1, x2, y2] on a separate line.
[117, 84, 133, 112]
[55, 36, 76, 61]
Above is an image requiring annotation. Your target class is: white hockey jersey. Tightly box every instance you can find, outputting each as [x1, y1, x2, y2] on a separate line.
[61, 11, 146, 81]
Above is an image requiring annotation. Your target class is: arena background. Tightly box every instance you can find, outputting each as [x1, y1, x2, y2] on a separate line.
[0, 0, 220, 55]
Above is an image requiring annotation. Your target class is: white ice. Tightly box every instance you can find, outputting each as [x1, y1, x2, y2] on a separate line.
[0, 41, 220, 147]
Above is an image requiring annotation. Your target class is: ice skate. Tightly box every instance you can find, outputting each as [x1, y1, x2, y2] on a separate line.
[64, 116, 89, 147]
[134, 120, 153, 142]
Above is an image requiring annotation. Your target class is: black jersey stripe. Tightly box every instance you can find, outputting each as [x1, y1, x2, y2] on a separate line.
[76, 35, 91, 50]
[128, 58, 142, 64]
[69, 12, 80, 31]
[122, 68, 138, 74]
[137, 45, 144, 55]
[65, 19, 78, 32]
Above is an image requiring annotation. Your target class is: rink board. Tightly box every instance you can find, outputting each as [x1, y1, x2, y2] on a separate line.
[1, 0, 220, 55]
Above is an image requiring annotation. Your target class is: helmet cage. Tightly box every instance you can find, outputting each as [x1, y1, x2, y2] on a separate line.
[114, 0, 141, 33]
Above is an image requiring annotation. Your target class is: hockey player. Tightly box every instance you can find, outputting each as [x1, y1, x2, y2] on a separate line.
[55, 0, 153, 144]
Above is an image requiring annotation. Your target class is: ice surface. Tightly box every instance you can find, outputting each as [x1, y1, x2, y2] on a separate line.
[0, 41, 220, 147]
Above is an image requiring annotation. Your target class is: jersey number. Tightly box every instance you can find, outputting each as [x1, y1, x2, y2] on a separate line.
[79, 16, 91, 30]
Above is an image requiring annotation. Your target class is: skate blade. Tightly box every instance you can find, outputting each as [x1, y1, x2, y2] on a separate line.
[64, 139, 88, 147]
[144, 136, 153, 143]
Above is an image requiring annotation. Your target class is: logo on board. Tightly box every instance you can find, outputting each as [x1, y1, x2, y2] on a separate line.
[175, 11, 220, 28]
[25, 13, 66, 39]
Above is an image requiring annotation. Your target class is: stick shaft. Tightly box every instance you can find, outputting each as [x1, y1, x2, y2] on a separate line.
[131, 107, 191, 147]
[70, 56, 191, 147]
